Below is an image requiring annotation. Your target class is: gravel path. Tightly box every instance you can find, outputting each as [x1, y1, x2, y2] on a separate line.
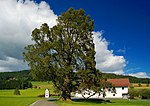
[29, 99, 56, 106]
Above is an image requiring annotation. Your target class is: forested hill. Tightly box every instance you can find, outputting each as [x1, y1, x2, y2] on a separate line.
[102, 73, 150, 84]
[0, 70, 31, 81]
[0, 70, 150, 83]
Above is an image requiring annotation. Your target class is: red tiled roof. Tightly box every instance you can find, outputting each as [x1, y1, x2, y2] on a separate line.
[107, 78, 130, 87]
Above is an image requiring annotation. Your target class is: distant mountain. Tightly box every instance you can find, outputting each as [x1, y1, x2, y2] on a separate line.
[0, 70, 150, 84]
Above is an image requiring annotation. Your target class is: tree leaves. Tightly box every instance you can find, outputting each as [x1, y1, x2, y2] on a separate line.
[23, 8, 97, 100]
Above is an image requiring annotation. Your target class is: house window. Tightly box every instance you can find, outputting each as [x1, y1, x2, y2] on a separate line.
[113, 94, 115, 96]
[122, 87, 124, 90]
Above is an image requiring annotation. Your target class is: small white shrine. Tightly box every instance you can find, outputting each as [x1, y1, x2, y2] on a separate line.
[45, 89, 49, 98]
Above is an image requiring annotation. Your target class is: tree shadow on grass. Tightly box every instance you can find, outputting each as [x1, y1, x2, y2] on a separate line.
[72, 98, 112, 104]
[48, 97, 113, 104]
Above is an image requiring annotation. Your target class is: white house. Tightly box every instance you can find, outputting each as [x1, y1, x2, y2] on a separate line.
[75, 78, 130, 99]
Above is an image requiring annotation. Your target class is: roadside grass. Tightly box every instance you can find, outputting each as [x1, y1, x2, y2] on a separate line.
[55, 99, 150, 106]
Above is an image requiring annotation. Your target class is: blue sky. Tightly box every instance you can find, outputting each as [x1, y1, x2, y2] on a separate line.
[36, 0, 150, 77]
[0, 0, 149, 78]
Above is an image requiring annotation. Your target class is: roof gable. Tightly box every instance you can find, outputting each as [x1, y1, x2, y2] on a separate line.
[107, 78, 130, 87]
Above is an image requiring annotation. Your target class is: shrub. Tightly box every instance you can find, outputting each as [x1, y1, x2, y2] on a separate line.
[14, 88, 20, 95]
[129, 89, 150, 99]
[146, 84, 149, 87]
[138, 83, 142, 87]
[141, 89, 150, 99]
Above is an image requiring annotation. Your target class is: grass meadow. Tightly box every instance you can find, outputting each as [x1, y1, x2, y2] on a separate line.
[0, 81, 52, 106]
[0, 82, 150, 106]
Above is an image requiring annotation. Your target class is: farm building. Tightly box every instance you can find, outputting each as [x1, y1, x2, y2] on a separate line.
[75, 78, 130, 99]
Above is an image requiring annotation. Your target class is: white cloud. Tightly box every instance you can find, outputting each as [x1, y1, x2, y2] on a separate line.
[93, 32, 126, 74]
[0, 0, 127, 74]
[129, 72, 149, 78]
[0, 0, 57, 72]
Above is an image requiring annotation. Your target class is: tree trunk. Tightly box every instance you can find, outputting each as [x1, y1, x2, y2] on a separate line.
[61, 90, 71, 101]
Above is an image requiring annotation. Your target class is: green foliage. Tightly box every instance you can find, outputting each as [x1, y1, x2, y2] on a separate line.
[102, 73, 150, 84]
[0, 79, 32, 90]
[129, 89, 150, 99]
[21, 81, 32, 89]
[0, 70, 32, 81]
[141, 89, 150, 99]
[14, 88, 20, 95]
[129, 89, 139, 99]
[76, 69, 113, 99]
[1, 70, 150, 84]
[23, 8, 98, 100]
[0, 80, 20, 89]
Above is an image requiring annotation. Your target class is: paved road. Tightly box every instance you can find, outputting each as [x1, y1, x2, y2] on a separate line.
[29, 99, 56, 106]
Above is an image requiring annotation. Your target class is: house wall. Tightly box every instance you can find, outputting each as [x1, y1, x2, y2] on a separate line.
[105, 86, 128, 98]
[74, 86, 128, 99]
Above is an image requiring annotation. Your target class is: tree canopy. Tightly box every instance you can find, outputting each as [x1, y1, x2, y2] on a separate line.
[23, 8, 109, 100]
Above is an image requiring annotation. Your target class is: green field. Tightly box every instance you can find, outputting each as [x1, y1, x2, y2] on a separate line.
[0, 89, 42, 106]
[0, 81, 53, 106]
[0, 82, 150, 106]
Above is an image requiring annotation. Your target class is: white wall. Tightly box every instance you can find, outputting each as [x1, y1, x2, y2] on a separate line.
[75, 86, 128, 99]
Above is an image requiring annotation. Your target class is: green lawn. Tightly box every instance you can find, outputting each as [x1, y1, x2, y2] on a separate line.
[0, 81, 52, 106]
[55, 99, 150, 106]
[0, 97, 38, 106]
[0, 89, 40, 106]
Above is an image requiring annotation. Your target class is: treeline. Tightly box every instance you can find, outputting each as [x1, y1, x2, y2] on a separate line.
[0, 70, 32, 89]
[0, 79, 32, 89]
[0, 70, 32, 81]
[102, 73, 150, 84]
[0, 70, 150, 84]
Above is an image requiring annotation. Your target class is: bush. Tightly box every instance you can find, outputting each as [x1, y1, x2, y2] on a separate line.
[14, 88, 20, 95]
[138, 83, 142, 87]
[129, 89, 150, 99]
[129, 90, 139, 99]
[141, 89, 150, 99]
